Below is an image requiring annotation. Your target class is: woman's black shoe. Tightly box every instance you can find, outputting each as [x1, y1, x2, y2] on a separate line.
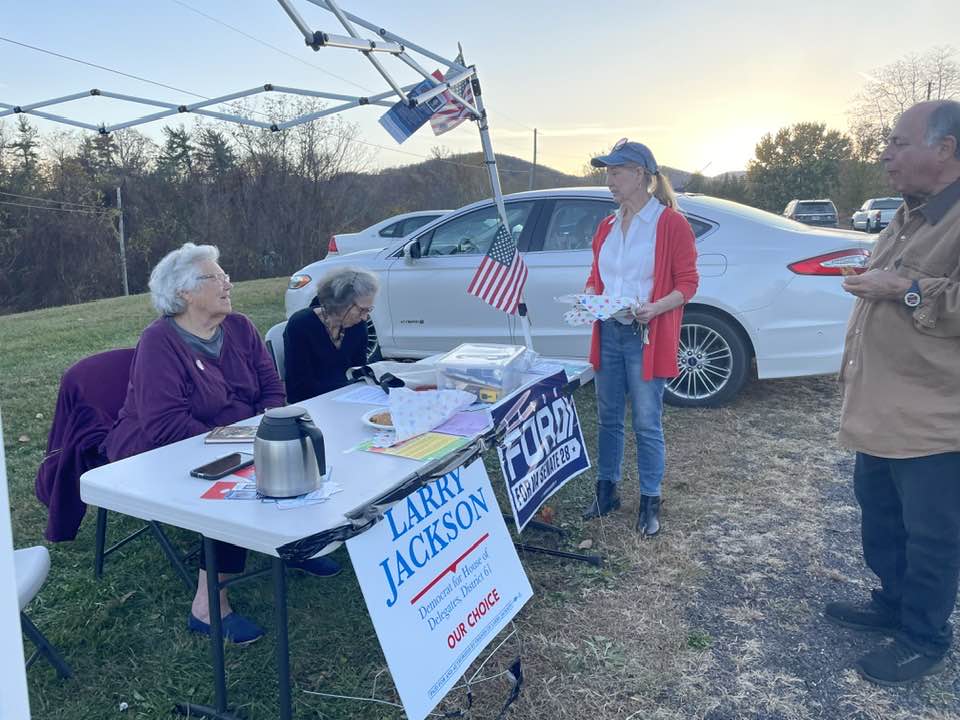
[637, 495, 661, 536]
[583, 481, 620, 520]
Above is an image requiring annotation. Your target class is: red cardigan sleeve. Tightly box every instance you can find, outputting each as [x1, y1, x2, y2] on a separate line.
[665, 210, 699, 301]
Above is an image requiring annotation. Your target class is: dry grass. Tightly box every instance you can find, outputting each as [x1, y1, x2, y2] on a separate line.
[485, 374, 960, 720]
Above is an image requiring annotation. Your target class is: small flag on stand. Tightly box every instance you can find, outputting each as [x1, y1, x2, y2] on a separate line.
[467, 223, 528, 314]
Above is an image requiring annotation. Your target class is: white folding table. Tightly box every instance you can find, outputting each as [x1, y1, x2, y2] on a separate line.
[80, 362, 593, 719]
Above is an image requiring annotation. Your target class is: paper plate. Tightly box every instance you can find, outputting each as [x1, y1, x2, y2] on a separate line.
[362, 408, 393, 430]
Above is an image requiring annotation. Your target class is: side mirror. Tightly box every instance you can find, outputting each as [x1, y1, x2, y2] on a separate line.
[404, 239, 422, 264]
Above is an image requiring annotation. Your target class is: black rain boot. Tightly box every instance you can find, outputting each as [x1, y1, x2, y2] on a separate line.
[583, 481, 621, 520]
[640, 495, 661, 537]
[636, 494, 649, 533]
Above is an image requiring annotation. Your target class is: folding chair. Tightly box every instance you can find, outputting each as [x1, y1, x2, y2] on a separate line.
[16, 546, 71, 679]
[265, 320, 288, 379]
[36, 348, 196, 590]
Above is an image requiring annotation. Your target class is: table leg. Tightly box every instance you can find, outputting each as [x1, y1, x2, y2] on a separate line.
[273, 557, 293, 720]
[174, 536, 240, 720]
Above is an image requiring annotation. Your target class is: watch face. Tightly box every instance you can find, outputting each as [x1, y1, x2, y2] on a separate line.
[904, 291, 921, 308]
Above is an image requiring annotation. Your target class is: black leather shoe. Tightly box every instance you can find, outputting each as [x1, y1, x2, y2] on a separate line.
[824, 601, 900, 634]
[637, 494, 660, 537]
[583, 482, 620, 520]
[856, 640, 947, 686]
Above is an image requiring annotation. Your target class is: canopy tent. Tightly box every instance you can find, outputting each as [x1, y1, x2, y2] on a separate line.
[0, 0, 534, 347]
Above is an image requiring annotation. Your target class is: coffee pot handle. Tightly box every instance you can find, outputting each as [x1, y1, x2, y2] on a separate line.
[297, 418, 326, 477]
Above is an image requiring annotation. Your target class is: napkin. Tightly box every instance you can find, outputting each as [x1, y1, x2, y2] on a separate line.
[557, 293, 639, 325]
[387, 387, 476, 444]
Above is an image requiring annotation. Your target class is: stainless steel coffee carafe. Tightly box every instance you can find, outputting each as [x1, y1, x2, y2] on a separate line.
[254, 406, 325, 498]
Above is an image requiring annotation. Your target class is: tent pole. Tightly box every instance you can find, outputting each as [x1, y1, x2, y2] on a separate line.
[471, 73, 534, 351]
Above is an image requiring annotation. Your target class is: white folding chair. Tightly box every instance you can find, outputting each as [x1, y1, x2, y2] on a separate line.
[265, 321, 288, 380]
[16, 546, 71, 678]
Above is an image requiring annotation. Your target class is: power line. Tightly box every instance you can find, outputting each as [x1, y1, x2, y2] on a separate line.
[166, 0, 539, 134]
[0, 189, 102, 209]
[168, 0, 368, 94]
[0, 36, 207, 100]
[0, 199, 112, 215]
[0, 36, 532, 175]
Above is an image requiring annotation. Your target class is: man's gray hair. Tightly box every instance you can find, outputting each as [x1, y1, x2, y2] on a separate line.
[149, 243, 220, 316]
[925, 100, 960, 159]
[314, 266, 379, 315]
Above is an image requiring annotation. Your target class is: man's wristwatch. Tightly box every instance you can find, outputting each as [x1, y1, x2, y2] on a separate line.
[903, 279, 922, 309]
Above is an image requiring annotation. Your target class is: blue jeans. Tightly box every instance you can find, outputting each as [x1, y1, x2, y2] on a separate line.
[595, 320, 667, 497]
[854, 451, 960, 657]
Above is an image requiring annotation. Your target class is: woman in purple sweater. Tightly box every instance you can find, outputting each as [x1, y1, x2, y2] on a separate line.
[104, 243, 335, 645]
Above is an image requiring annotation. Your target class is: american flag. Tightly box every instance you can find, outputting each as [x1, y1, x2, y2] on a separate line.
[430, 65, 476, 136]
[467, 223, 528, 314]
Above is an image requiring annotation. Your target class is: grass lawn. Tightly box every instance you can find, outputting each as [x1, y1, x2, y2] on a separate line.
[2, 280, 958, 719]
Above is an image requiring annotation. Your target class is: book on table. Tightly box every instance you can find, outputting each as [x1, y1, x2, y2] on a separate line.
[204, 425, 258, 444]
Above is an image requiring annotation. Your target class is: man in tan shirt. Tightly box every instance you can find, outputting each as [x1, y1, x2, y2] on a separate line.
[824, 100, 960, 686]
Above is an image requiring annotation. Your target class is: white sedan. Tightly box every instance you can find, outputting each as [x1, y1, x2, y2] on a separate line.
[286, 188, 873, 407]
[326, 209, 450, 256]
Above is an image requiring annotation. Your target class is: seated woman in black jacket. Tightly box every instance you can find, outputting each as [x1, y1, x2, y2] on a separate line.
[283, 267, 380, 403]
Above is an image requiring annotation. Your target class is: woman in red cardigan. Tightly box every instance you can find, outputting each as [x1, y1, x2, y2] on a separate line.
[582, 139, 699, 536]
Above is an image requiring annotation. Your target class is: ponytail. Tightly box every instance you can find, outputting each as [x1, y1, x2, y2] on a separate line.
[649, 172, 678, 210]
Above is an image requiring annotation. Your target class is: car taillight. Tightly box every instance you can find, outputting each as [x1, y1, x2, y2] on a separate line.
[327, 235, 338, 253]
[788, 249, 870, 276]
[288, 274, 313, 290]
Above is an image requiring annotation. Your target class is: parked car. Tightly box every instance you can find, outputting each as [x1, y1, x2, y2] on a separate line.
[850, 197, 901, 233]
[326, 210, 450, 256]
[287, 188, 873, 407]
[783, 199, 839, 228]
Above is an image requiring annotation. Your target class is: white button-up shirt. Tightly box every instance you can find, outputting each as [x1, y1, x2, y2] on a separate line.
[598, 196, 663, 322]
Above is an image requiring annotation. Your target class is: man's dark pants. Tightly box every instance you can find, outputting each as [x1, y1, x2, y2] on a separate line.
[854, 451, 960, 657]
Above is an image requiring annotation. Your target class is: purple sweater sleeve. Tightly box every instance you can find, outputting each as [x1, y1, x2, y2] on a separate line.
[130, 321, 211, 448]
[105, 314, 286, 460]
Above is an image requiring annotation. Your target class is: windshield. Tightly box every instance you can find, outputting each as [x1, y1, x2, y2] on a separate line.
[796, 202, 836, 214]
[872, 199, 902, 210]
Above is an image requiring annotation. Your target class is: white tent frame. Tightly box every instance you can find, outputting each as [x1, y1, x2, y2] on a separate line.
[0, 0, 534, 348]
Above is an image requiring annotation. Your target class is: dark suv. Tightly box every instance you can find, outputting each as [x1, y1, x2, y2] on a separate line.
[783, 199, 839, 228]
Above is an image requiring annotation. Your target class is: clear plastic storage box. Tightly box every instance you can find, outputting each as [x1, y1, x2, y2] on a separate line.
[435, 343, 528, 403]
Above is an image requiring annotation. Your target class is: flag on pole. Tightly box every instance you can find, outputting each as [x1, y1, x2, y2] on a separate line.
[430, 60, 476, 136]
[467, 223, 528, 314]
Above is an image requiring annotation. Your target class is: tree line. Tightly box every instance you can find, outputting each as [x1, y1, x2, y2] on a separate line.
[1, 46, 956, 314]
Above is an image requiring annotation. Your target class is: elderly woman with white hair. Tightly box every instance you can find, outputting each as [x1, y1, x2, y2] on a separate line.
[104, 242, 337, 646]
[283, 266, 380, 404]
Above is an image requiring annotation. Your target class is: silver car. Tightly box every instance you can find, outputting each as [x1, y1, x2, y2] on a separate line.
[850, 197, 902, 233]
[286, 188, 873, 407]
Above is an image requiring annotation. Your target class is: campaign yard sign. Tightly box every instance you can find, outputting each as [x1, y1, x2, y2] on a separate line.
[346, 461, 532, 720]
[491, 371, 591, 533]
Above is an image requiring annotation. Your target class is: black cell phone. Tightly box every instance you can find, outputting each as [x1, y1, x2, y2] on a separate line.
[190, 452, 254, 480]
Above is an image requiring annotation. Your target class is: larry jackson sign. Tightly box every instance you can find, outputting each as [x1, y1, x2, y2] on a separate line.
[346, 461, 532, 720]
[491, 370, 591, 533]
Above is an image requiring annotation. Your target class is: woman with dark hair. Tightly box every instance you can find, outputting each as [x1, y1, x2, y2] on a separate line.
[283, 266, 380, 404]
[581, 139, 699, 537]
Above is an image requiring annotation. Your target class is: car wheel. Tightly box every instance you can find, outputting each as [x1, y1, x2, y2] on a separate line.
[365, 320, 382, 363]
[664, 311, 750, 408]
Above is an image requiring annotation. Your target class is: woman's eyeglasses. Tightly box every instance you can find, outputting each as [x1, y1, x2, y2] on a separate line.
[353, 303, 374, 315]
[198, 273, 231, 285]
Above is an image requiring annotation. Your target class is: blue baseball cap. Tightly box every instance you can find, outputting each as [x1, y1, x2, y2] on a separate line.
[590, 138, 659, 174]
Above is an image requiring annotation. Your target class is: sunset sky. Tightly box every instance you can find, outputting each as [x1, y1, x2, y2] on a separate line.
[1, 0, 956, 177]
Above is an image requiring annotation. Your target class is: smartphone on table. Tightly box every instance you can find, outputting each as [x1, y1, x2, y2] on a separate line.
[189, 452, 254, 480]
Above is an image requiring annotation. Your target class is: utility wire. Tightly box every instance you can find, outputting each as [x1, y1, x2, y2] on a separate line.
[167, 0, 366, 93]
[0, 36, 532, 174]
[0, 199, 112, 215]
[166, 0, 540, 134]
[0, 189, 103, 208]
